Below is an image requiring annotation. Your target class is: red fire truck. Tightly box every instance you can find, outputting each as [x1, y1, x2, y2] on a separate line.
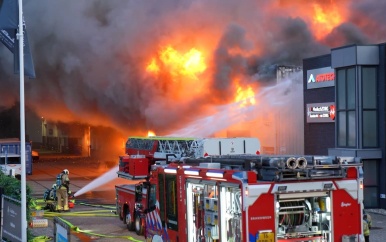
[136, 155, 363, 242]
[115, 136, 261, 235]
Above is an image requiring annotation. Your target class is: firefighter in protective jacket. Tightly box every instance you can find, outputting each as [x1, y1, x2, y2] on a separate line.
[44, 183, 57, 202]
[56, 169, 70, 211]
[363, 214, 370, 242]
[43, 183, 57, 211]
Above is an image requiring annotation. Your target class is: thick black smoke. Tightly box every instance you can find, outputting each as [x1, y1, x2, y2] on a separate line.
[0, 0, 385, 136]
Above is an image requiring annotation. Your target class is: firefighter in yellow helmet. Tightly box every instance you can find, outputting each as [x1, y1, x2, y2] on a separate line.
[56, 169, 70, 211]
[363, 213, 370, 242]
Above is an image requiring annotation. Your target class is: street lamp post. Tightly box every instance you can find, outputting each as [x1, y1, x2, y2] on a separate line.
[17, 0, 28, 240]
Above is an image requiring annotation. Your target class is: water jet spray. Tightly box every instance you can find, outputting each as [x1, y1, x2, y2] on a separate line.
[74, 165, 119, 197]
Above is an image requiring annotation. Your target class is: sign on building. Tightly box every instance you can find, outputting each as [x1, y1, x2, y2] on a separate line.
[306, 102, 335, 123]
[307, 67, 335, 89]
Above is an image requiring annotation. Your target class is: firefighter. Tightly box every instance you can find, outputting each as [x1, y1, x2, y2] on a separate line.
[44, 183, 57, 201]
[363, 214, 370, 242]
[364, 210, 372, 229]
[44, 183, 57, 211]
[56, 169, 70, 211]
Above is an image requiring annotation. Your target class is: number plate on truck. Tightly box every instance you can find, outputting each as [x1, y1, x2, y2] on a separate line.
[256, 232, 274, 242]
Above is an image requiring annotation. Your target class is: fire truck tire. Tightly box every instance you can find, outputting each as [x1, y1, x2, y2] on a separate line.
[135, 213, 144, 235]
[124, 210, 135, 231]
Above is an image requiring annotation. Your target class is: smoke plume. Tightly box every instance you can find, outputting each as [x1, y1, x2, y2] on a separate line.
[0, 0, 385, 137]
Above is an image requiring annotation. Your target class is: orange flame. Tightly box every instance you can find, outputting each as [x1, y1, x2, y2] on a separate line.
[146, 58, 160, 74]
[278, 0, 347, 40]
[146, 46, 207, 79]
[147, 130, 156, 137]
[311, 2, 345, 40]
[235, 85, 256, 107]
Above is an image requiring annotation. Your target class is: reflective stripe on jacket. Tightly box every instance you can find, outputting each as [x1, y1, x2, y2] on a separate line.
[363, 219, 370, 236]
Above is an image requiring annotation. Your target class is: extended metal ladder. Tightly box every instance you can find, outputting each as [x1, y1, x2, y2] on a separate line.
[156, 139, 195, 156]
[126, 136, 197, 158]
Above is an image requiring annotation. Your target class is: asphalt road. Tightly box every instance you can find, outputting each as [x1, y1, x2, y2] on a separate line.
[27, 155, 386, 242]
[364, 209, 386, 242]
[27, 155, 144, 242]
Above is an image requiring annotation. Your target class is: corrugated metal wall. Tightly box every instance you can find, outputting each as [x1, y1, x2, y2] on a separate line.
[222, 65, 305, 155]
[274, 66, 304, 155]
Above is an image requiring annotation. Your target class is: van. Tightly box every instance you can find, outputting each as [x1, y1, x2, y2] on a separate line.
[0, 138, 33, 177]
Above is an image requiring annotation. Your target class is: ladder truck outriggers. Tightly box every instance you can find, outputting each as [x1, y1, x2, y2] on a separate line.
[115, 136, 261, 236]
[142, 155, 364, 242]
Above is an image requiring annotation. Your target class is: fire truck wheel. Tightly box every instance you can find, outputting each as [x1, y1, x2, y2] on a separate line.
[117, 206, 124, 220]
[135, 213, 144, 235]
[124, 210, 135, 231]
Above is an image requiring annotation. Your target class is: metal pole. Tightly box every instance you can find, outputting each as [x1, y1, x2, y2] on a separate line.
[17, 0, 27, 240]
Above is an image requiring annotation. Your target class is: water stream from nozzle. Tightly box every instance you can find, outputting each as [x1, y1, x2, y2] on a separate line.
[73, 165, 119, 197]
[169, 77, 301, 137]
[74, 76, 302, 197]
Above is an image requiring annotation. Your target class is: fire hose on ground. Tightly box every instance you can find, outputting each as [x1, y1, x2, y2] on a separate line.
[30, 216, 144, 242]
[30, 200, 143, 241]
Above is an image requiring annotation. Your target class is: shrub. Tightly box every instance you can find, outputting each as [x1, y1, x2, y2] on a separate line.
[0, 172, 34, 240]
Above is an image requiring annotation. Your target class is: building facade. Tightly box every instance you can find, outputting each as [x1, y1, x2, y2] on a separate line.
[217, 65, 305, 155]
[304, 44, 386, 208]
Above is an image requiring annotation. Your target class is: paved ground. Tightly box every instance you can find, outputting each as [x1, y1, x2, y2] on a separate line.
[365, 209, 386, 242]
[27, 155, 144, 241]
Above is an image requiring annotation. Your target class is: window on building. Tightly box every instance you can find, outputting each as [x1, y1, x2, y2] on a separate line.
[337, 67, 356, 147]
[362, 67, 378, 147]
[363, 159, 379, 208]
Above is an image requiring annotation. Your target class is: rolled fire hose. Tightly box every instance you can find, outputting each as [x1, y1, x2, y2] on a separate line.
[296, 157, 308, 169]
[286, 157, 298, 169]
[30, 200, 142, 241]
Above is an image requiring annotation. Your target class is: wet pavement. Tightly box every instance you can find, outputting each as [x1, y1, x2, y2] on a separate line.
[365, 209, 386, 242]
[27, 155, 144, 241]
